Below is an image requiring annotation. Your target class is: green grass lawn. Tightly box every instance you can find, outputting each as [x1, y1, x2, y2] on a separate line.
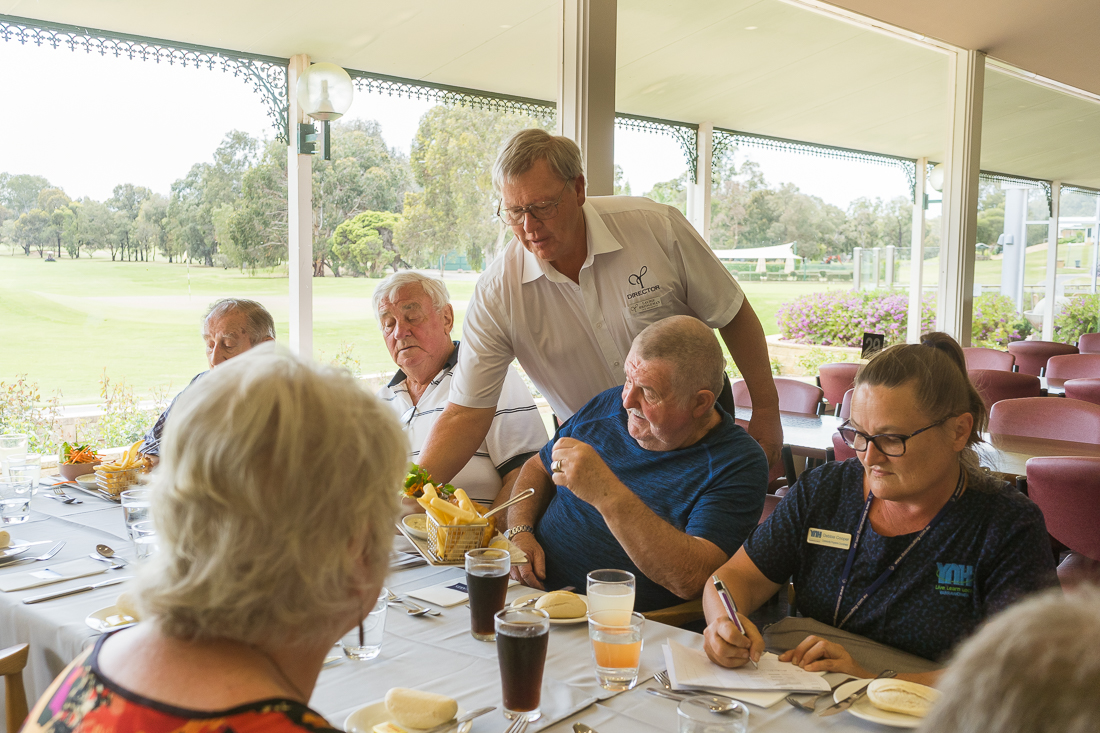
[1, 253, 843, 405]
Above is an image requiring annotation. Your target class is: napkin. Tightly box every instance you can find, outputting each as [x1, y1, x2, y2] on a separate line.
[0, 558, 108, 592]
[406, 578, 520, 607]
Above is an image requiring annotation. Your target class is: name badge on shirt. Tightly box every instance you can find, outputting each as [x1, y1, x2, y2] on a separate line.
[629, 296, 664, 315]
[806, 528, 852, 549]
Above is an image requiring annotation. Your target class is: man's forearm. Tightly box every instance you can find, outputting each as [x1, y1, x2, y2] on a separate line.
[418, 403, 496, 485]
[506, 456, 556, 531]
[720, 301, 778, 411]
[600, 490, 728, 600]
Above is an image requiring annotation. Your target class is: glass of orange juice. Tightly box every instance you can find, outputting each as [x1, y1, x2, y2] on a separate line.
[588, 610, 644, 691]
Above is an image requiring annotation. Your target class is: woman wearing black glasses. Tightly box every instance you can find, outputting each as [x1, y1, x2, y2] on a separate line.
[700, 333, 1057, 685]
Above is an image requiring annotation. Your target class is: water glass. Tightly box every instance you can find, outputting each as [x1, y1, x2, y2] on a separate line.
[466, 547, 511, 641]
[589, 610, 644, 691]
[0, 434, 28, 478]
[121, 489, 153, 539]
[587, 568, 636, 623]
[6, 455, 41, 496]
[341, 590, 388, 660]
[495, 607, 550, 722]
[132, 520, 159, 560]
[0, 478, 32, 524]
[677, 697, 748, 733]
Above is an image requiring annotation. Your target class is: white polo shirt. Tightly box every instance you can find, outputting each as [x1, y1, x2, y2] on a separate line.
[451, 196, 745, 420]
[378, 342, 548, 505]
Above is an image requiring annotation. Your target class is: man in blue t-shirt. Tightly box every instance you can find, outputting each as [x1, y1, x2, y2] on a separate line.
[503, 316, 769, 612]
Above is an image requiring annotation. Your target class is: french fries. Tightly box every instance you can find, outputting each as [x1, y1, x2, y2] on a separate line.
[96, 439, 145, 471]
[95, 439, 145, 496]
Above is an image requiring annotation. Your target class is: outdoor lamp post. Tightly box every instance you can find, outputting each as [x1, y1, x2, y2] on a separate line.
[295, 62, 354, 160]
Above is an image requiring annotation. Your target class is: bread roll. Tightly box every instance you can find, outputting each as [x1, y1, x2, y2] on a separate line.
[866, 678, 940, 717]
[115, 591, 140, 621]
[385, 688, 457, 729]
[0, 530, 9, 548]
[535, 591, 587, 619]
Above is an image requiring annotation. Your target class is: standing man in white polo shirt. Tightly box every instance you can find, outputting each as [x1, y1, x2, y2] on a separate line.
[374, 271, 548, 507]
[418, 129, 782, 486]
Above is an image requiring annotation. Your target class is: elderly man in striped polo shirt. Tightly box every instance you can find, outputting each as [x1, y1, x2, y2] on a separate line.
[374, 272, 548, 508]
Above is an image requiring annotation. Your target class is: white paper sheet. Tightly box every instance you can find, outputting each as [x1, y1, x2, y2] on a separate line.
[665, 638, 830, 694]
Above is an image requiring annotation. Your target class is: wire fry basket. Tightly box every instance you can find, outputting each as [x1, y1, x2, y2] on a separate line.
[425, 513, 492, 562]
[95, 467, 142, 496]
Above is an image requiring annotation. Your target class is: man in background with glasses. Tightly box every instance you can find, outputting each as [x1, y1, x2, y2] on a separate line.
[416, 128, 781, 488]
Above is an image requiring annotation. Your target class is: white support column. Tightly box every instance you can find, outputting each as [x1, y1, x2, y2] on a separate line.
[937, 50, 985, 345]
[1042, 182, 1062, 341]
[907, 157, 928, 343]
[853, 247, 863, 289]
[558, 0, 617, 196]
[288, 54, 313, 358]
[687, 122, 713, 240]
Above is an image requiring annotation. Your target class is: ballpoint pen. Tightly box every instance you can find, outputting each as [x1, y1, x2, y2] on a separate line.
[712, 575, 758, 669]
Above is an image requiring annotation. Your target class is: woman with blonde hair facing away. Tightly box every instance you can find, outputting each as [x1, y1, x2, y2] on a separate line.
[25, 344, 408, 732]
[701, 333, 1057, 684]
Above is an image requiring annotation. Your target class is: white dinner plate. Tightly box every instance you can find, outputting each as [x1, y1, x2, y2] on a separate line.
[833, 679, 924, 728]
[344, 699, 467, 733]
[0, 539, 31, 561]
[86, 605, 138, 633]
[510, 592, 589, 625]
[401, 514, 428, 540]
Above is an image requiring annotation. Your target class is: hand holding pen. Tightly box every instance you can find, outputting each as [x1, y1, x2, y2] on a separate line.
[711, 575, 759, 669]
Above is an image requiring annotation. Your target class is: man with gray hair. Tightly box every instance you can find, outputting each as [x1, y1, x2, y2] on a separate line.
[417, 128, 783, 493]
[504, 316, 768, 612]
[374, 272, 547, 506]
[141, 298, 276, 463]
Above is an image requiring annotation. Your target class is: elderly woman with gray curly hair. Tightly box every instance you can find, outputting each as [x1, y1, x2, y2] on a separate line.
[24, 344, 408, 733]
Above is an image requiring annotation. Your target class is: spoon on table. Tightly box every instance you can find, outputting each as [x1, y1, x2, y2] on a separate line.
[482, 488, 535, 519]
[89, 544, 128, 569]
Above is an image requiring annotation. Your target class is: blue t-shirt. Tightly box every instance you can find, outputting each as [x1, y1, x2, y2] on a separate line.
[536, 387, 768, 612]
[744, 459, 1058, 662]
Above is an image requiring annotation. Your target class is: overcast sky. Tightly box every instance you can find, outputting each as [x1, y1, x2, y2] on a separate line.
[1, 38, 909, 208]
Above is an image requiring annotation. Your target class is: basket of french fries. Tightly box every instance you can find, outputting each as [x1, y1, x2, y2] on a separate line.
[406, 467, 496, 562]
[95, 439, 146, 497]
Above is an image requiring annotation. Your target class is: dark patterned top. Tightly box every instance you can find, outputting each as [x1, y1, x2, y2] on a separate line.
[141, 372, 205, 456]
[25, 634, 338, 733]
[744, 459, 1059, 662]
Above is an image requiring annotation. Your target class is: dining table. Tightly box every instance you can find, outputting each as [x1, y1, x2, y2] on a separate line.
[0, 479, 913, 733]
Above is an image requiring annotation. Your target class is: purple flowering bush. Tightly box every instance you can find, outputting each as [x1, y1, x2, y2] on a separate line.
[1053, 294, 1100, 345]
[777, 290, 935, 347]
[972, 293, 1032, 347]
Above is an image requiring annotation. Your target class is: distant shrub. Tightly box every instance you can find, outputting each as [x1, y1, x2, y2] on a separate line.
[90, 371, 168, 450]
[1053, 294, 1100, 345]
[777, 290, 935, 347]
[796, 347, 850, 375]
[0, 376, 62, 455]
[972, 293, 1032, 348]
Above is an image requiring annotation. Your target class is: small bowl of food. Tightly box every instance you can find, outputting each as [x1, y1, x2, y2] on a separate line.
[401, 513, 428, 540]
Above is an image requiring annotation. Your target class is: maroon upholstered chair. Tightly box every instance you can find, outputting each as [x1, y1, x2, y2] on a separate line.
[818, 363, 860, 415]
[731, 378, 823, 414]
[1078, 332, 1100, 354]
[968, 369, 1042, 415]
[837, 388, 855, 420]
[831, 431, 858, 461]
[1045, 353, 1100, 380]
[962, 347, 1015, 372]
[1025, 456, 1100, 589]
[989, 397, 1100, 443]
[1063, 378, 1100, 407]
[1007, 340, 1079, 376]
[759, 493, 782, 524]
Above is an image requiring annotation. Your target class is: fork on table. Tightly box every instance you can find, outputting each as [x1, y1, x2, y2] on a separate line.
[50, 486, 82, 504]
[0, 541, 65, 568]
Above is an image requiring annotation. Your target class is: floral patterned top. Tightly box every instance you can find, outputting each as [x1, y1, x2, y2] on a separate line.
[24, 634, 339, 733]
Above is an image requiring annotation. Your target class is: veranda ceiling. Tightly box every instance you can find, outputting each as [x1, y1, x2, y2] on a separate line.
[4, 0, 1100, 188]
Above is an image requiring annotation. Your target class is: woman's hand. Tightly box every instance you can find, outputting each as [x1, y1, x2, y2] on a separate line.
[703, 613, 765, 668]
[779, 635, 872, 677]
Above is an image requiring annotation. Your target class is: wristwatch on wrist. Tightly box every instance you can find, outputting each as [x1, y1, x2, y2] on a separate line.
[505, 524, 535, 541]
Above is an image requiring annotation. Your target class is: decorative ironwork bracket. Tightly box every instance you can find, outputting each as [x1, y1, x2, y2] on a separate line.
[616, 114, 699, 180]
[0, 14, 289, 143]
[980, 170, 1054, 216]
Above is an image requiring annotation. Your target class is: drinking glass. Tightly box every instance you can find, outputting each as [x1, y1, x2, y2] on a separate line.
[341, 589, 388, 660]
[121, 489, 153, 539]
[0, 478, 32, 524]
[587, 568, 636, 623]
[677, 697, 749, 733]
[588, 610, 644, 691]
[495, 607, 550, 722]
[7, 455, 41, 496]
[466, 547, 511, 641]
[0, 434, 28, 478]
[132, 520, 159, 560]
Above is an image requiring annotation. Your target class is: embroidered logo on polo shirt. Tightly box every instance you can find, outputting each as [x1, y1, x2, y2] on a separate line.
[935, 562, 974, 597]
[628, 266, 648, 288]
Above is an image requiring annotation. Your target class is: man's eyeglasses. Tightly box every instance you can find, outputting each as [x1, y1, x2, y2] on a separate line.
[496, 179, 572, 226]
[837, 417, 949, 457]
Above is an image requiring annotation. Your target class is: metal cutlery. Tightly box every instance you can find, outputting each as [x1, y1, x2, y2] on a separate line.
[420, 706, 495, 733]
[482, 487, 535, 519]
[49, 485, 82, 504]
[817, 669, 896, 717]
[0, 541, 65, 567]
[88, 554, 125, 569]
[387, 590, 441, 616]
[573, 724, 599, 733]
[786, 676, 855, 712]
[653, 669, 735, 700]
[503, 716, 529, 733]
[645, 688, 740, 713]
[24, 575, 133, 604]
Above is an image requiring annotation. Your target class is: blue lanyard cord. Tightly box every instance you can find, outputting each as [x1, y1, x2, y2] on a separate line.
[831, 470, 966, 630]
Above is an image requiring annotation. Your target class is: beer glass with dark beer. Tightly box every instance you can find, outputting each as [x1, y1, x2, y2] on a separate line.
[495, 607, 550, 721]
[465, 547, 511, 641]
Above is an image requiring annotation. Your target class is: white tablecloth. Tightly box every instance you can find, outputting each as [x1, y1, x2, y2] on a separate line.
[1, 492, 888, 733]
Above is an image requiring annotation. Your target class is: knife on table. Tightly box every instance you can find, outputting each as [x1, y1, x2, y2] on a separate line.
[817, 670, 896, 716]
[23, 576, 134, 605]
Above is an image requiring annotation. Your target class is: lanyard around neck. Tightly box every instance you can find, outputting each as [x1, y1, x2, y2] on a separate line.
[831, 469, 966, 630]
